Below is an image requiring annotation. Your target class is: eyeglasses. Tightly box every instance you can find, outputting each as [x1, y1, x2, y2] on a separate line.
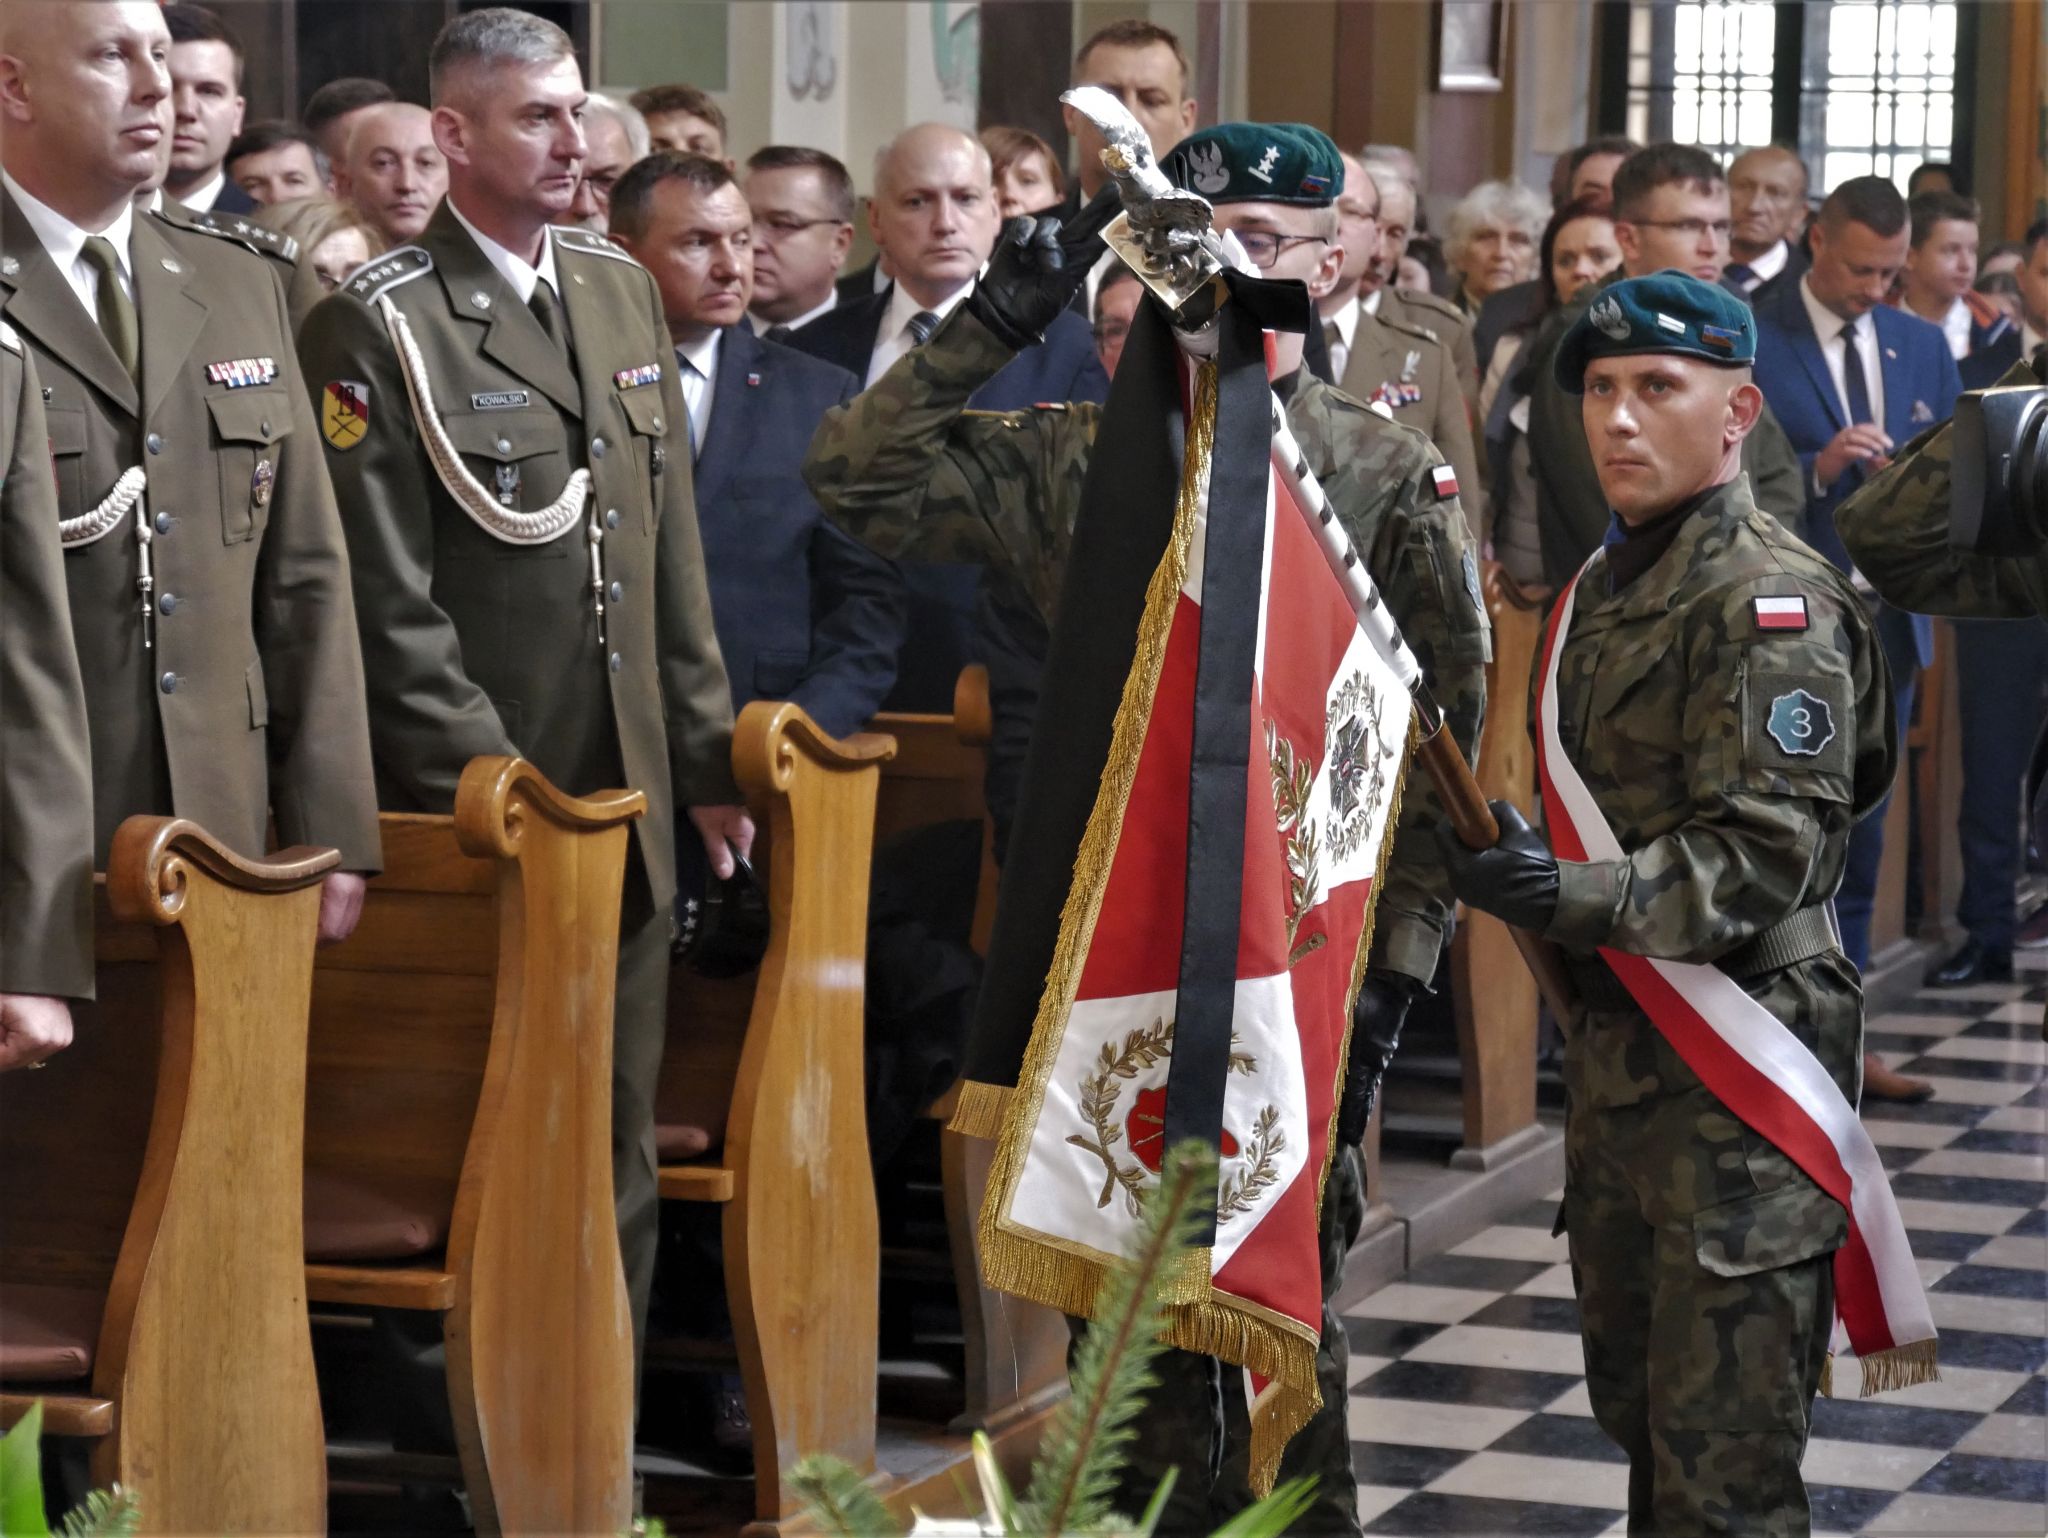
[1232, 231, 1330, 270]
[1628, 217, 1733, 241]
[752, 215, 842, 240]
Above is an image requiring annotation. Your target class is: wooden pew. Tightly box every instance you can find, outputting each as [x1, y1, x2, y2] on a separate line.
[302, 757, 643, 1537]
[1446, 563, 1548, 1163]
[654, 701, 895, 1530]
[0, 817, 336, 1535]
[872, 669, 1068, 1438]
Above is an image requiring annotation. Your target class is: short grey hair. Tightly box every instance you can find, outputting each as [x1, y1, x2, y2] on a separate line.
[584, 91, 650, 162]
[1444, 179, 1547, 263]
[429, 7, 576, 108]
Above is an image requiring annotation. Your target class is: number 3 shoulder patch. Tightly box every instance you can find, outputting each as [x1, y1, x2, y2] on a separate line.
[1766, 687, 1835, 757]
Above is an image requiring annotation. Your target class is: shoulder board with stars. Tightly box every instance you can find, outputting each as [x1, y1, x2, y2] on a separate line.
[550, 225, 641, 266]
[178, 209, 301, 263]
[1395, 286, 1465, 325]
[346, 247, 435, 303]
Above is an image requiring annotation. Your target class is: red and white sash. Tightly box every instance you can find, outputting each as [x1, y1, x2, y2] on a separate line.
[1536, 558, 1937, 1394]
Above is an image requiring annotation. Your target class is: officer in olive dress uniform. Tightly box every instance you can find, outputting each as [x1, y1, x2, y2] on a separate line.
[0, 323, 93, 1069]
[1337, 304, 1486, 545]
[298, 8, 747, 1362]
[156, 195, 328, 334]
[0, 0, 379, 938]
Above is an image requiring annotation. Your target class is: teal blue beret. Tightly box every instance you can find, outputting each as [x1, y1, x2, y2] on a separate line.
[1554, 271, 1758, 393]
[1160, 122, 1341, 208]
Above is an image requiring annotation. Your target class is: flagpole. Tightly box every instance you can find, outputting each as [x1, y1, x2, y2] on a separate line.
[1265, 403, 1582, 1024]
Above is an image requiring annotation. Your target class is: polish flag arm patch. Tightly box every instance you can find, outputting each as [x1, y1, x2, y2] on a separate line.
[1753, 594, 1809, 632]
[1431, 464, 1459, 500]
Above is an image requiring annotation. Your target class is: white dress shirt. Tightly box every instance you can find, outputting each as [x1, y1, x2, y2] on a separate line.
[672, 329, 722, 454]
[2, 171, 137, 319]
[866, 279, 970, 386]
[177, 168, 227, 214]
[750, 290, 836, 336]
[1731, 238, 1791, 295]
[1321, 293, 1363, 380]
[1926, 295, 1972, 360]
[1799, 275, 1886, 429]
[449, 198, 562, 307]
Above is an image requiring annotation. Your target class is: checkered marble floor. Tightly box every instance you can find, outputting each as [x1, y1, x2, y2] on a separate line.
[1343, 960, 2047, 1536]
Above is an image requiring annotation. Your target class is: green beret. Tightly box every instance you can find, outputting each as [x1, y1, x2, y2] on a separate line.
[1160, 122, 1341, 208]
[1554, 271, 1757, 393]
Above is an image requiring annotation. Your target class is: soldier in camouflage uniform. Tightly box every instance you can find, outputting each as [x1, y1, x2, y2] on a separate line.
[807, 122, 1490, 1536]
[1838, 356, 2048, 619]
[1441, 273, 1895, 1538]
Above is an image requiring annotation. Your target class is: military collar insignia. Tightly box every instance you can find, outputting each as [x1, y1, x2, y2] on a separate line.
[207, 357, 279, 389]
[0, 256, 18, 279]
[614, 362, 664, 390]
[346, 246, 434, 303]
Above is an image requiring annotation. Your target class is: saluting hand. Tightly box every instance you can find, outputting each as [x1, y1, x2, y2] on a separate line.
[0, 994, 74, 1072]
[690, 805, 758, 881]
[317, 872, 368, 946]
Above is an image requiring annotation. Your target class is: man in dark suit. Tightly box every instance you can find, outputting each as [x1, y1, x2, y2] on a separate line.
[1725, 145, 1809, 304]
[790, 122, 1107, 710]
[609, 151, 903, 742]
[162, 6, 255, 215]
[1752, 176, 1961, 1011]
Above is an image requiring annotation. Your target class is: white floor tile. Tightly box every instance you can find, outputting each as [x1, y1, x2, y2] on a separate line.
[1403, 1324, 1590, 1377]
[1425, 1450, 1630, 1510]
[1345, 1396, 1529, 1450]
[1970, 1233, 2048, 1271]
[1513, 1263, 1580, 1300]
[1798, 1436, 1947, 1491]
[1908, 1147, 2048, 1182]
[1957, 1411, 2048, 1460]
[1923, 1075, 2037, 1108]
[1927, 1033, 2048, 1065]
[1928, 1291, 2048, 1337]
[1353, 1484, 1411, 1526]
[1347, 1352, 1392, 1388]
[1863, 1116, 1968, 1150]
[1871, 1012, 1981, 1038]
[1916, 983, 2034, 1004]
[1919, 1256, 1960, 1289]
[1545, 1380, 1595, 1417]
[1981, 1000, 2048, 1026]
[1348, 1282, 1496, 1325]
[1450, 1225, 1570, 1264]
[1978, 1106, 2048, 1135]
[1894, 1198, 2032, 1236]
[1861, 1363, 2032, 1413]
[1864, 1490, 2048, 1535]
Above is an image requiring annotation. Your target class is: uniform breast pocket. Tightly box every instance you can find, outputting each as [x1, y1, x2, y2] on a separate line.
[440, 408, 574, 539]
[43, 406, 88, 517]
[205, 389, 293, 545]
[614, 387, 669, 522]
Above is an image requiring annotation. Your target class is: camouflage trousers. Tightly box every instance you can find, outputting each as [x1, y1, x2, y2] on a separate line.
[1564, 1070, 1843, 1537]
[1070, 1143, 1368, 1537]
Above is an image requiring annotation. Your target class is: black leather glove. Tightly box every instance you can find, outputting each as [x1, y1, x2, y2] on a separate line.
[1336, 971, 1417, 1147]
[1434, 800, 1561, 932]
[965, 185, 1121, 350]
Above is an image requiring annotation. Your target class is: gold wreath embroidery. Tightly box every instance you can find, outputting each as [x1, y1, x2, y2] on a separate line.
[1267, 720, 1322, 964]
[1068, 1019, 1258, 1214]
[1216, 1105, 1286, 1222]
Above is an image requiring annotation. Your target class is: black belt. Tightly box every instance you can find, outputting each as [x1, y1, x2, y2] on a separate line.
[1566, 905, 1840, 1013]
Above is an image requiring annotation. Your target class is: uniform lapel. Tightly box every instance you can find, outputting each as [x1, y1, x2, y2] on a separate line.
[1338, 311, 1385, 398]
[0, 188, 139, 416]
[1872, 308, 1917, 447]
[132, 215, 209, 420]
[429, 209, 582, 418]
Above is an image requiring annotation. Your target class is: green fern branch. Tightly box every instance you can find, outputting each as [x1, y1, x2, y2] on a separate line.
[788, 1454, 899, 1536]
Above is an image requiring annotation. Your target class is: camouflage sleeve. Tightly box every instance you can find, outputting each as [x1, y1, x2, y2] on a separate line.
[1546, 576, 1889, 962]
[1321, 406, 1493, 984]
[803, 305, 1098, 620]
[1837, 397, 2046, 620]
[1744, 404, 1812, 537]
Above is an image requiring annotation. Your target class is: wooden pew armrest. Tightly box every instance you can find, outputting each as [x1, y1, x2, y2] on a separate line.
[103, 817, 340, 924]
[734, 700, 898, 795]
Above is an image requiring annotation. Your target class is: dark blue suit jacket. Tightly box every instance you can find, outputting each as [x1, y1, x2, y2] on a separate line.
[691, 324, 905, 739]
[788, 288, 1110, 709]
[1961, 326, 2024, 391]
[1752, 279, 1961, 670]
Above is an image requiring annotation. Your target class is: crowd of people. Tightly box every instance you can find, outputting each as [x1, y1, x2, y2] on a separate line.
[3, 2, 2045, 1534]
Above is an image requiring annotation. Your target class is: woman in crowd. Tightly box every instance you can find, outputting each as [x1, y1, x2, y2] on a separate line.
[254, 196, 388, 293]
[1442, 178, 1546, 318]
[1477, 196, 1620, 583]
[981, 125, 1065, 221]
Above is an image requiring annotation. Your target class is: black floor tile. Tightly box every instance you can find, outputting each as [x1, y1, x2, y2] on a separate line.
[1932, 1328, 2048, 1373]
[1806, 1483, 1899, 1532]
[1892, 1171, 2048, 1208]
[1350, 1358, 1580, 1412]
[1960, 1016, 2048, 1041]
[1349, 1439, 1471, 1488]
[1866, 1031, 1955, 1057]
[1953, 1127, 2048, 1156]
[1879, 1141, 1924, 1171]
[1345, 1316, 1446, 1360]
[1865, 1097, 1998, 1127]
[1906, 1227, 1991, 1261]
[1463, 1294, 1584, 1336]
[1909, 1452, 2048, 1503]
[2007, 1210, 2048, 1238]
[1363, 1492, 1618, 1536]
[2015, 1084, 2048, 1109]
[1402, 1253, 1553, 1293]
[1900, 1054, 2045, 1084]
[1934, 1264, 2048, 1300]
[1997, 1375, 2047, 1415]
[1907, 994, 2020, 1017]
[1807, 1396, 1985, 1449]
[1486, 1412, 1629, 1464]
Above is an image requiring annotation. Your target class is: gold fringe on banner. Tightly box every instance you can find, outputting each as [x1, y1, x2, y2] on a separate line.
[1820, 1337, 1941, 1400]
[1165, 1295, 1321, 1496]
[946, 1079, 1012, 1141]
[976, 362, 1218, 1315]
